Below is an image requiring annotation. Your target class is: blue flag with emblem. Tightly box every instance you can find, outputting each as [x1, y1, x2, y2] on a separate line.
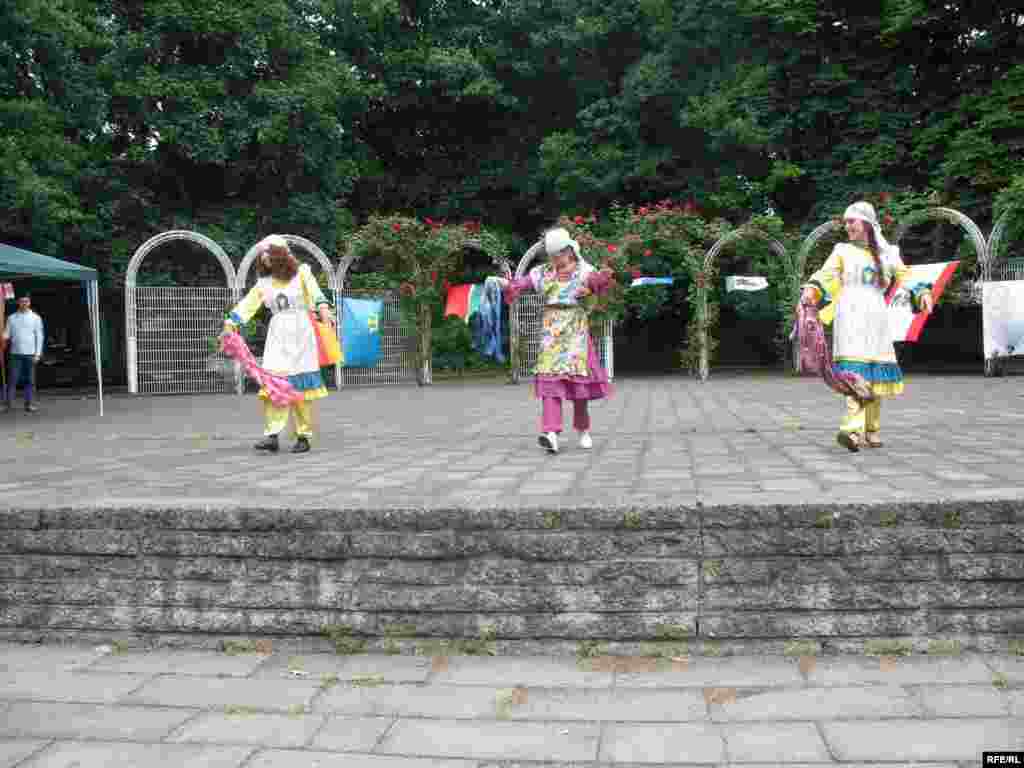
[341, 298, 383, 368]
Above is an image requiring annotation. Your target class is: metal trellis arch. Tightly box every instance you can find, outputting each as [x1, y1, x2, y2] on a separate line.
[697, 226, 789, 381]
[125, 230, 237, 395]
[509, 239, 615, 384]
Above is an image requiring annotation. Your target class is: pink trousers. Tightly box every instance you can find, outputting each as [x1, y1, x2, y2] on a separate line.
[540, 397, 590, 434]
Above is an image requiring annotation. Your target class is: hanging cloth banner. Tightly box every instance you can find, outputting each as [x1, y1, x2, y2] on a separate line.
[982, 279, 1024, 359]
[629, 277, 674, 288]
[444, 284, 484, 323]
[888, 261, 959, 342]
[725, 276, 768, 292]
[341, 297, 382, 368]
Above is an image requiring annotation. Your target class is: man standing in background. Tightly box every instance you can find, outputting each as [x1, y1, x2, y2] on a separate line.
[2, 294, 44, 413]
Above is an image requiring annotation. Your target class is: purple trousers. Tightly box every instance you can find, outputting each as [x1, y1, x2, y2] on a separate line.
[540, 397, 590, 434]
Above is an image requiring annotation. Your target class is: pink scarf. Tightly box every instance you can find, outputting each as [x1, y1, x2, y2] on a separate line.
[219, 331, 304, 407]
[793, 302, 875, 403]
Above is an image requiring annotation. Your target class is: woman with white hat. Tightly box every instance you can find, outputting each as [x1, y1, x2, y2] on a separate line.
[223, 235, 335, 454]
[498, 227, 613, 453]
[801, 202, 934, 452]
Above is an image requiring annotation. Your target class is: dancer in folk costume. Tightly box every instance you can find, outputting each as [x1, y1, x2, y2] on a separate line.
[801, 202, 934, 452]
[223, 235, 335, 454]
[498, 227, 613, 454]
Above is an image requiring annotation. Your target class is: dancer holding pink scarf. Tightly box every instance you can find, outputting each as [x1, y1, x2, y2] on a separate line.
[801, 202, 934, 452]
[497, 228, 613, 454]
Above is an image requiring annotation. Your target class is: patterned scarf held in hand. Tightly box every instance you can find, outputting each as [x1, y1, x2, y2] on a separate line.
[219, 331, 304, 408]
[793, 302, 875, 403]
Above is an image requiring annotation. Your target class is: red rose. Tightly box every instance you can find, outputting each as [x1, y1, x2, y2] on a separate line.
[607, 244, 617, 253]
[574, 215, 585, 225]
[644, 249, 652, 257]
[639, 207, 648, 215]
[879, 192, 891, 203]
[431, 271, 438, 284]
[425, 217, 434, 226]
[883, 214, 894, 225]
[630, 269, 642, 279]
[392, 223, 402, 232]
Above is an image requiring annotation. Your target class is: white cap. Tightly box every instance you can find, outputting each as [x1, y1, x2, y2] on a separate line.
[544, 227, 580, 259]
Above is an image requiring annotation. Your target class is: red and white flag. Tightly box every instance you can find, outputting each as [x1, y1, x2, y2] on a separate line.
[887, 261, 959, 342]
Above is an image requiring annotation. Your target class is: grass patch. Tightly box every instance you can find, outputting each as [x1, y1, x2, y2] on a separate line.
[1009, 638, 1024, 657]
[110, 639, 129, 655]
[927, 639, 961, 656]
[703, 560, 722, 579]
[993, 672, 1009, 690]
[639, 641, 689, 659]
[320, 673, 339, 690]
[224, 705, 259, 716]
[222, 639, 259, 656]
[943, 510, 962, 529]
[323, 625, 366, 655]
[864, 639, 912, 657]
[287, 656, 304, 672]
[623, 510, 643, 529]
[879, 510, 898, 527]
[351, 673, 385, 687]
[543, 511, 562, 529]
[382, 638, 401, 655]
[784, 640, 820, 657]
[702, 641, 722, 657]
[655, 624, 690, 641]
[576, 640, 606, 661]
[383, 623, 417, 638]
[814, 512, 833, 529]
[287, 704, 307, 716]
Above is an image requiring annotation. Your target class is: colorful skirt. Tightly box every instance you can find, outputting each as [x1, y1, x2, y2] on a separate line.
[533, 335, 612, 401]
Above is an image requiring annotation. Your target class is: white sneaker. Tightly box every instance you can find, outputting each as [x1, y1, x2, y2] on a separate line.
[579, 431, 593, 450]
[538, 432, 559, 453]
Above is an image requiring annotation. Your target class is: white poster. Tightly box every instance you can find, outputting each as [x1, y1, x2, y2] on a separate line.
[982, 280, 1024, 359]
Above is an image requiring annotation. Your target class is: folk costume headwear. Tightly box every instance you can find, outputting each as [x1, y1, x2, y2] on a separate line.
[544, 228, 580, 260]
[844, 202, 897, 258]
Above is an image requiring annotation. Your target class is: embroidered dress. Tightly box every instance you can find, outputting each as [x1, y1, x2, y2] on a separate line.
[805, 242, 933, 398]
[229, 264, 330, 401]
[505, 261, 612, 401]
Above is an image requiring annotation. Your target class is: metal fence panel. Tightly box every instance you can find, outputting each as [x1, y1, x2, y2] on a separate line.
[134, 287, 236, 394]
[511, 294, 614, 381]
[338, 289, 417, 387]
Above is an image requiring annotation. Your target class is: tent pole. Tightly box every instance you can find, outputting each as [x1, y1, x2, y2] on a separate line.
[92, 282, 103, 417]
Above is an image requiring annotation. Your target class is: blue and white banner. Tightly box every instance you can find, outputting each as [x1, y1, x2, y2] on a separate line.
[629, 277, 674, 288]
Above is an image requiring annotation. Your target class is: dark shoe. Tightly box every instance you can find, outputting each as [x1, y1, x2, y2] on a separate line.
[25, 404, 38, 413]
[291, 436, 310, 454]
[254, 435, 279, 452]
[836, 431, 861, 453]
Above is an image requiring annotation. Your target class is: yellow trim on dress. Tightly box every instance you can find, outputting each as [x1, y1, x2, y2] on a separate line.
[870, 381, 904, 397]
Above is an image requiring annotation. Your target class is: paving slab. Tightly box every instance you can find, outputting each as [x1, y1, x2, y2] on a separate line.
[377, 718, 601, 761]
[599, 722, 725, 763]
[806, 655, 996, 687]
[0, 701, 194, 740]
[615, 656, 804, 689]
[0, 670, 150, 704]
[252, 653, 431, 683]
[918, 685, 1013, 717]
[723, 722, 832, 763]
[309, 715, 399, 752]
[822, 719, 1024, 762]
[429, 655, 614, 688]
[122, 676, 321, 712]
[0, 739, 49, 768]
[0, 643, 108, 673]
[709, 685, 923, 721]
[168, 711, 327, 748]
[16, 741, 253, 768]
[988, 656, 1024, 683]
[84, 649, 269, 677]
[245, 752, 474, 768]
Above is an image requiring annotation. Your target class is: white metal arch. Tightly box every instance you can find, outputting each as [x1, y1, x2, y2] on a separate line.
[980, 208, 1021, 376]
[125, 230, 236, 395]
[509, 238, 615, 383]
[696, 226, 789, 381]
[233, 235, 341, 393]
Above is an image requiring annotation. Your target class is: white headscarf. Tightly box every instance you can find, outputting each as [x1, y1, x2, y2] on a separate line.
[844, 201, 898, 259]
[261, 234, 290, 253]
[544, 227, 580, 260]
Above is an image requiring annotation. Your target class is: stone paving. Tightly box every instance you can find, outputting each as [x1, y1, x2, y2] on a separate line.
[0, 642, 1021, 766]
[2, 372, 1024, 509]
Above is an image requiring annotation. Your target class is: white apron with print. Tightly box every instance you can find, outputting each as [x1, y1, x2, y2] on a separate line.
[832, 244, 897, 364]
[259, 273, 319, 376]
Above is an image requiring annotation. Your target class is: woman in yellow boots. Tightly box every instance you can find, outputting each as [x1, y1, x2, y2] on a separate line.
[224, 235, 334, 454]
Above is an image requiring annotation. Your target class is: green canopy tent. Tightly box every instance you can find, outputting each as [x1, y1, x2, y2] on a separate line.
[0, 243, 104, 416]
